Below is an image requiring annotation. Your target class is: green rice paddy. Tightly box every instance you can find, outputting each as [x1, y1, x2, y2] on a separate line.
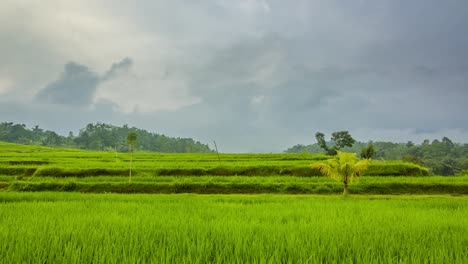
[1, 141, 457, 195]
[1, 142, 467, 262]
[1, 193, 467, 263]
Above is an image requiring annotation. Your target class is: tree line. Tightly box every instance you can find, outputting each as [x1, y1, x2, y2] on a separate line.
[285, 132, 468, 176]
[0, 122, 212, 153]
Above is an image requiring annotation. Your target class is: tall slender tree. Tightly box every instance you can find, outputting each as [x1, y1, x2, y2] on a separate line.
[315, 132, 329, 152]
[127, 132, 137, 183]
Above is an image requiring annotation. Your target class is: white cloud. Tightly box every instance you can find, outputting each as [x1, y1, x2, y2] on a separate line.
[0, 78, 13, 94]
[94, 71, 201, 113]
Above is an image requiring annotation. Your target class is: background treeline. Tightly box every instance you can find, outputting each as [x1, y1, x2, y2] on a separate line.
[285, 138, 468, 176]
[0, 122, 212, 153]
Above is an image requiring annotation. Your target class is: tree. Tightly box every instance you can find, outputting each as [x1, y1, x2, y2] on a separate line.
[331, 131, 356, 150]
[312, 151, 369, 195]
[65, 131, 74, 147]
[127, 132, 137, 183]
[315, 131, 356, 155]
[0, 122, 212, 153]
[315, 132, 329, 152]
[287, 136, 468, 175]
[360, 144, 375, 159]
[442, 137, 454, 152]
[43, 131, 61, 146]
[402, 155, 424, 166]
[432, 157, 459, 176]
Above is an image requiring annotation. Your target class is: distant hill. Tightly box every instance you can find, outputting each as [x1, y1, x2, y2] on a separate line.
[0, 122, 212, 153]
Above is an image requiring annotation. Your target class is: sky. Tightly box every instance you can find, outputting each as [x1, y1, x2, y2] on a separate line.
[1, 0, 467, 152]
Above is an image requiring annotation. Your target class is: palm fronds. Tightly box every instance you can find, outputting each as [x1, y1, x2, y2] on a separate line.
[311, 151, 370, 194]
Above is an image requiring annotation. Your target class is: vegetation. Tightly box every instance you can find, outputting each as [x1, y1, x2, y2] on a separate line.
[312, 152, 369, 194]
[315, 131, 356, 155]
[0, 122, 212, 153]
[1, 142, 464, 195]
[0, 138, 466, 262]
[0, 193, 466, 263]
[7, 176, 468, 194]
[286, 137, 468, 175]
[360, 143, 376, 159]
[127, 132, 137, 183]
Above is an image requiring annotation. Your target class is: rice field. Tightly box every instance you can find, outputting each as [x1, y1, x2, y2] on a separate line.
[0, 142, 429, 179]
[0, 142, 467, 262]
[0, 141, 465, 194]
[0, 192, 467, 263]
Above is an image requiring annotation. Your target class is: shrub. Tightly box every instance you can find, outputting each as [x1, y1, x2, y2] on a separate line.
[364, 163, 429, 176]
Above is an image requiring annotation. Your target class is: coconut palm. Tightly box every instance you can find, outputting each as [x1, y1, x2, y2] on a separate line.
[312, 151, 369, 195]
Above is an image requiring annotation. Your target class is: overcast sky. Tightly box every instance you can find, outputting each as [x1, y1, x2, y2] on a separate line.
[1, 0, 467, 152]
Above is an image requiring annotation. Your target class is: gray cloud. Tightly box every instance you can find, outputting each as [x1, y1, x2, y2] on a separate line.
[35, 62, 100, 106]
[34, 58, 132, 106]
[1, 0, 468, 151]
[102, 57, 133, 81]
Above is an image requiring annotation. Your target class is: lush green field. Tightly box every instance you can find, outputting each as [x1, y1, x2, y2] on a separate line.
[2, 141, 467, 194]
[3, 175, 468, 195]
[0, 142, 428, 178]
[1, 142, 467, 262]
[0, 192, 466, 263]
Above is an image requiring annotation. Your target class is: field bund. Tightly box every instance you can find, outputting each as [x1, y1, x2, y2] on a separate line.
[1, 142, 467, 194]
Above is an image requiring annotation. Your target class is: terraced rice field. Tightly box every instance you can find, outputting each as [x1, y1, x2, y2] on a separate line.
[3, 141, 460, 195]
[1, 142, 467, 262]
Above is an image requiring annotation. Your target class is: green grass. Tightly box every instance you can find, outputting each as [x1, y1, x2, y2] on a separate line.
[0, 192, 467, 263]
[2, 175, 467, 194]
[1, 141, 462, 194]
[1, 142, 466, 262]
[0, 141, 429, 178]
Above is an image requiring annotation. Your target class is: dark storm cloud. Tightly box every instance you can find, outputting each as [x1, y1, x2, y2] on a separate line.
[174, 13, 468, 151]
[353, 0, 468, 70]
[35, 62, 100, 106]
[102, 57, 133, 81]
[1, 0, 468, 151]
[34, 58, 132, 106]
[187, 33, 342, 111]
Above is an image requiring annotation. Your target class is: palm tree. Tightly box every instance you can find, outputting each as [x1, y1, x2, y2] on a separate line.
[312, 151, 369, 195]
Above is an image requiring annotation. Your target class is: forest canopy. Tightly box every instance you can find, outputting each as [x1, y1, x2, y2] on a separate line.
[0, 122, 212, 153]
[285, 139, 468, 176]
